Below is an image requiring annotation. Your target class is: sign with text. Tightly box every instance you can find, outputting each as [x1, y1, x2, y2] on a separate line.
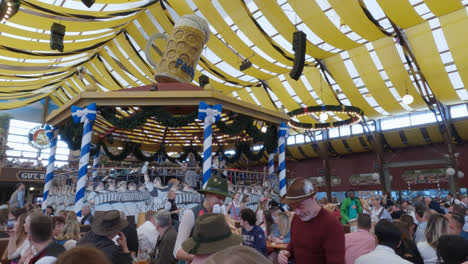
[16, 171, 46, 182]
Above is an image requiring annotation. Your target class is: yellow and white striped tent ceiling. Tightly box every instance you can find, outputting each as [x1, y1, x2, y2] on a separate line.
[1, 0, 467, 127]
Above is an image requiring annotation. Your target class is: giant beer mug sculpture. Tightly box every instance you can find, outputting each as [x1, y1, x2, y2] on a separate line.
[145, 15, 210, 83]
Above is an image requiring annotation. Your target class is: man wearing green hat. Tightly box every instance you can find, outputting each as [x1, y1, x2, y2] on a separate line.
[173, 174, 231, 262]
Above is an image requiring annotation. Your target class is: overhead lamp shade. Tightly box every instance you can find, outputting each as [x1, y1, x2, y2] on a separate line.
[446, 167, 456, 176]
[372, 172, 379, 180]
[457, 171, 464, 178]
[332, 178, 340, 185]
[319, 112, 328, 121]
[316, 177, 324, 184]
[402, 94, 414, 104]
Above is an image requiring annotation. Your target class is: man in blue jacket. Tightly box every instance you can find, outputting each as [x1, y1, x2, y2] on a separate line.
[240, 208, 267, 256]
[341, 190, 363, 224]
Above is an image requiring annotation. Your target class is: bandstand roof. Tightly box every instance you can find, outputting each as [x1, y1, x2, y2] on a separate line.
[46, 85, 289, 151]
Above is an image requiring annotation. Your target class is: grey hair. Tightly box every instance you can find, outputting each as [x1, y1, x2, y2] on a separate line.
[303, 179, 314, 195]
[155, 210, 172, 228]
[374, 195, 383, 201]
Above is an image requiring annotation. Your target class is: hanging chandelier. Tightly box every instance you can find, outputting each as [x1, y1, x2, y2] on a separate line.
[287, 105, 364, 131]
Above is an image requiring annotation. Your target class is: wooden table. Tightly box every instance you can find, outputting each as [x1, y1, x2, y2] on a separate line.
[267, 241, 288, 250]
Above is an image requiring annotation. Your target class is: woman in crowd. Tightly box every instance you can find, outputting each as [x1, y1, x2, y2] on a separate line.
[260, 210, 273, 237]
[255, 198, 268, 226]
[400, 214, 417, 239]
[366, 195, 392, 223]
[226, 192, 241, 221]
[240, 194, 250, 210]
[417, 214, 449, 264]
[394, 221, 423, 264]
[7, 213, 29, 263]
[66, 211, 78, 223]
[52, 216, 67, 245]
[270, 212, 291, 244]
[55, 217, 81, 247]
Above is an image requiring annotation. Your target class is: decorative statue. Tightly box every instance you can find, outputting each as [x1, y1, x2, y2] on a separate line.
[137, 183, 147, 192]
[95, 182, 106, 193]
[145, 15, 210, 83]
[106, 180, 116, 192]
[128, 182, 137, 192]
[117, 181, 128, 192]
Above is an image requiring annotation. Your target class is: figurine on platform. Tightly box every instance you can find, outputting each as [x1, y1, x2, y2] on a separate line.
[137, 183, 147, 192]
[128, 182, 137, 191]
[117, 181, 128, 192]
[184, 153, 199, 189]
[96, 182, 106, 193]
[106, 180, 116, 192]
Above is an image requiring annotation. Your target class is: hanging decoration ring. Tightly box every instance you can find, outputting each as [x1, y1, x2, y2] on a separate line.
[287, 105, 364, 131]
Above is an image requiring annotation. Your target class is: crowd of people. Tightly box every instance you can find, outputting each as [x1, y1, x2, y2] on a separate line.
[1, 177, 468, 264]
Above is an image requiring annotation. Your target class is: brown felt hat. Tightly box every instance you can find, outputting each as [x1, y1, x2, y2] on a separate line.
[182, 213, 242, 255]
[91, 210, 128, 236]
[280, 177, 316, 204]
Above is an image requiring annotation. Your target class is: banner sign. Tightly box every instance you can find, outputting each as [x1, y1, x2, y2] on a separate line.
[16, 171, 46, 181]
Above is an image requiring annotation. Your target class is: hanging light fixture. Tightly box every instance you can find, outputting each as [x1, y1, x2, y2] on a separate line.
[1, 0, 20, 22]
[446, 167, 456, 176]
[402, 89, 414, 105]
[319, 112, 328, 121]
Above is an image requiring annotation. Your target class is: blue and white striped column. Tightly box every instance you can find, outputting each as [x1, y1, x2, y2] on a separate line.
[42, 125, 58, 212]
[278, 122, 289, 210]
[92, 146, 101, 180]
[268, 152, 276, 190]
[71, 103, 97, 216]
[198, 101, 222, 188]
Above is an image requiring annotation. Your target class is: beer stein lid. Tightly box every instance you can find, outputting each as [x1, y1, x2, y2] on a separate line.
[175, 14, 211, 44]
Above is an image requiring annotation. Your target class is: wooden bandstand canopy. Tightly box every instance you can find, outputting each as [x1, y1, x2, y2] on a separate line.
[46, 83, 290, 152]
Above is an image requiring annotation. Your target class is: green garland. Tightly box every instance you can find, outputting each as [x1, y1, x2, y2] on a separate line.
[59, 107, 279, 159]
[99, 106, 198, 130]
[59, 119, 83, 151]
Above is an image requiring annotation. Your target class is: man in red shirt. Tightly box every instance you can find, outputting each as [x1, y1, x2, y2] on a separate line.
[278, 178, 345, 264]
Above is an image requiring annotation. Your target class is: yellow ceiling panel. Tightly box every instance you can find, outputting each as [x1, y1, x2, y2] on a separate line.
[249, 85, 277, 111]
[288, 0, 359, 51]
[424, 0, 464, 17]
[372, 37, 426, 111]
[383, 131, 405, 148]
[219, 0, 296, 65]
[288, 146, 307, 160]
[193, 0, 289, 73]
[254, 0, 333, 58]
[329, 0, 385, 41]
[349, 45, 405, 115]
[8, 9, 140, 32]
[324, 54, 380, 119]
[377, 0, 424, 29]
[404, 128, 427, 146]
[345, 137, 367, 152]
[440, 9, 468, 95]
[406, 22, 460, 104]
[425, 126, 444, 143]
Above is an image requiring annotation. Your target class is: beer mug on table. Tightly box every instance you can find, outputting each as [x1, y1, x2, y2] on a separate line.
[145, 15, 210, 83]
